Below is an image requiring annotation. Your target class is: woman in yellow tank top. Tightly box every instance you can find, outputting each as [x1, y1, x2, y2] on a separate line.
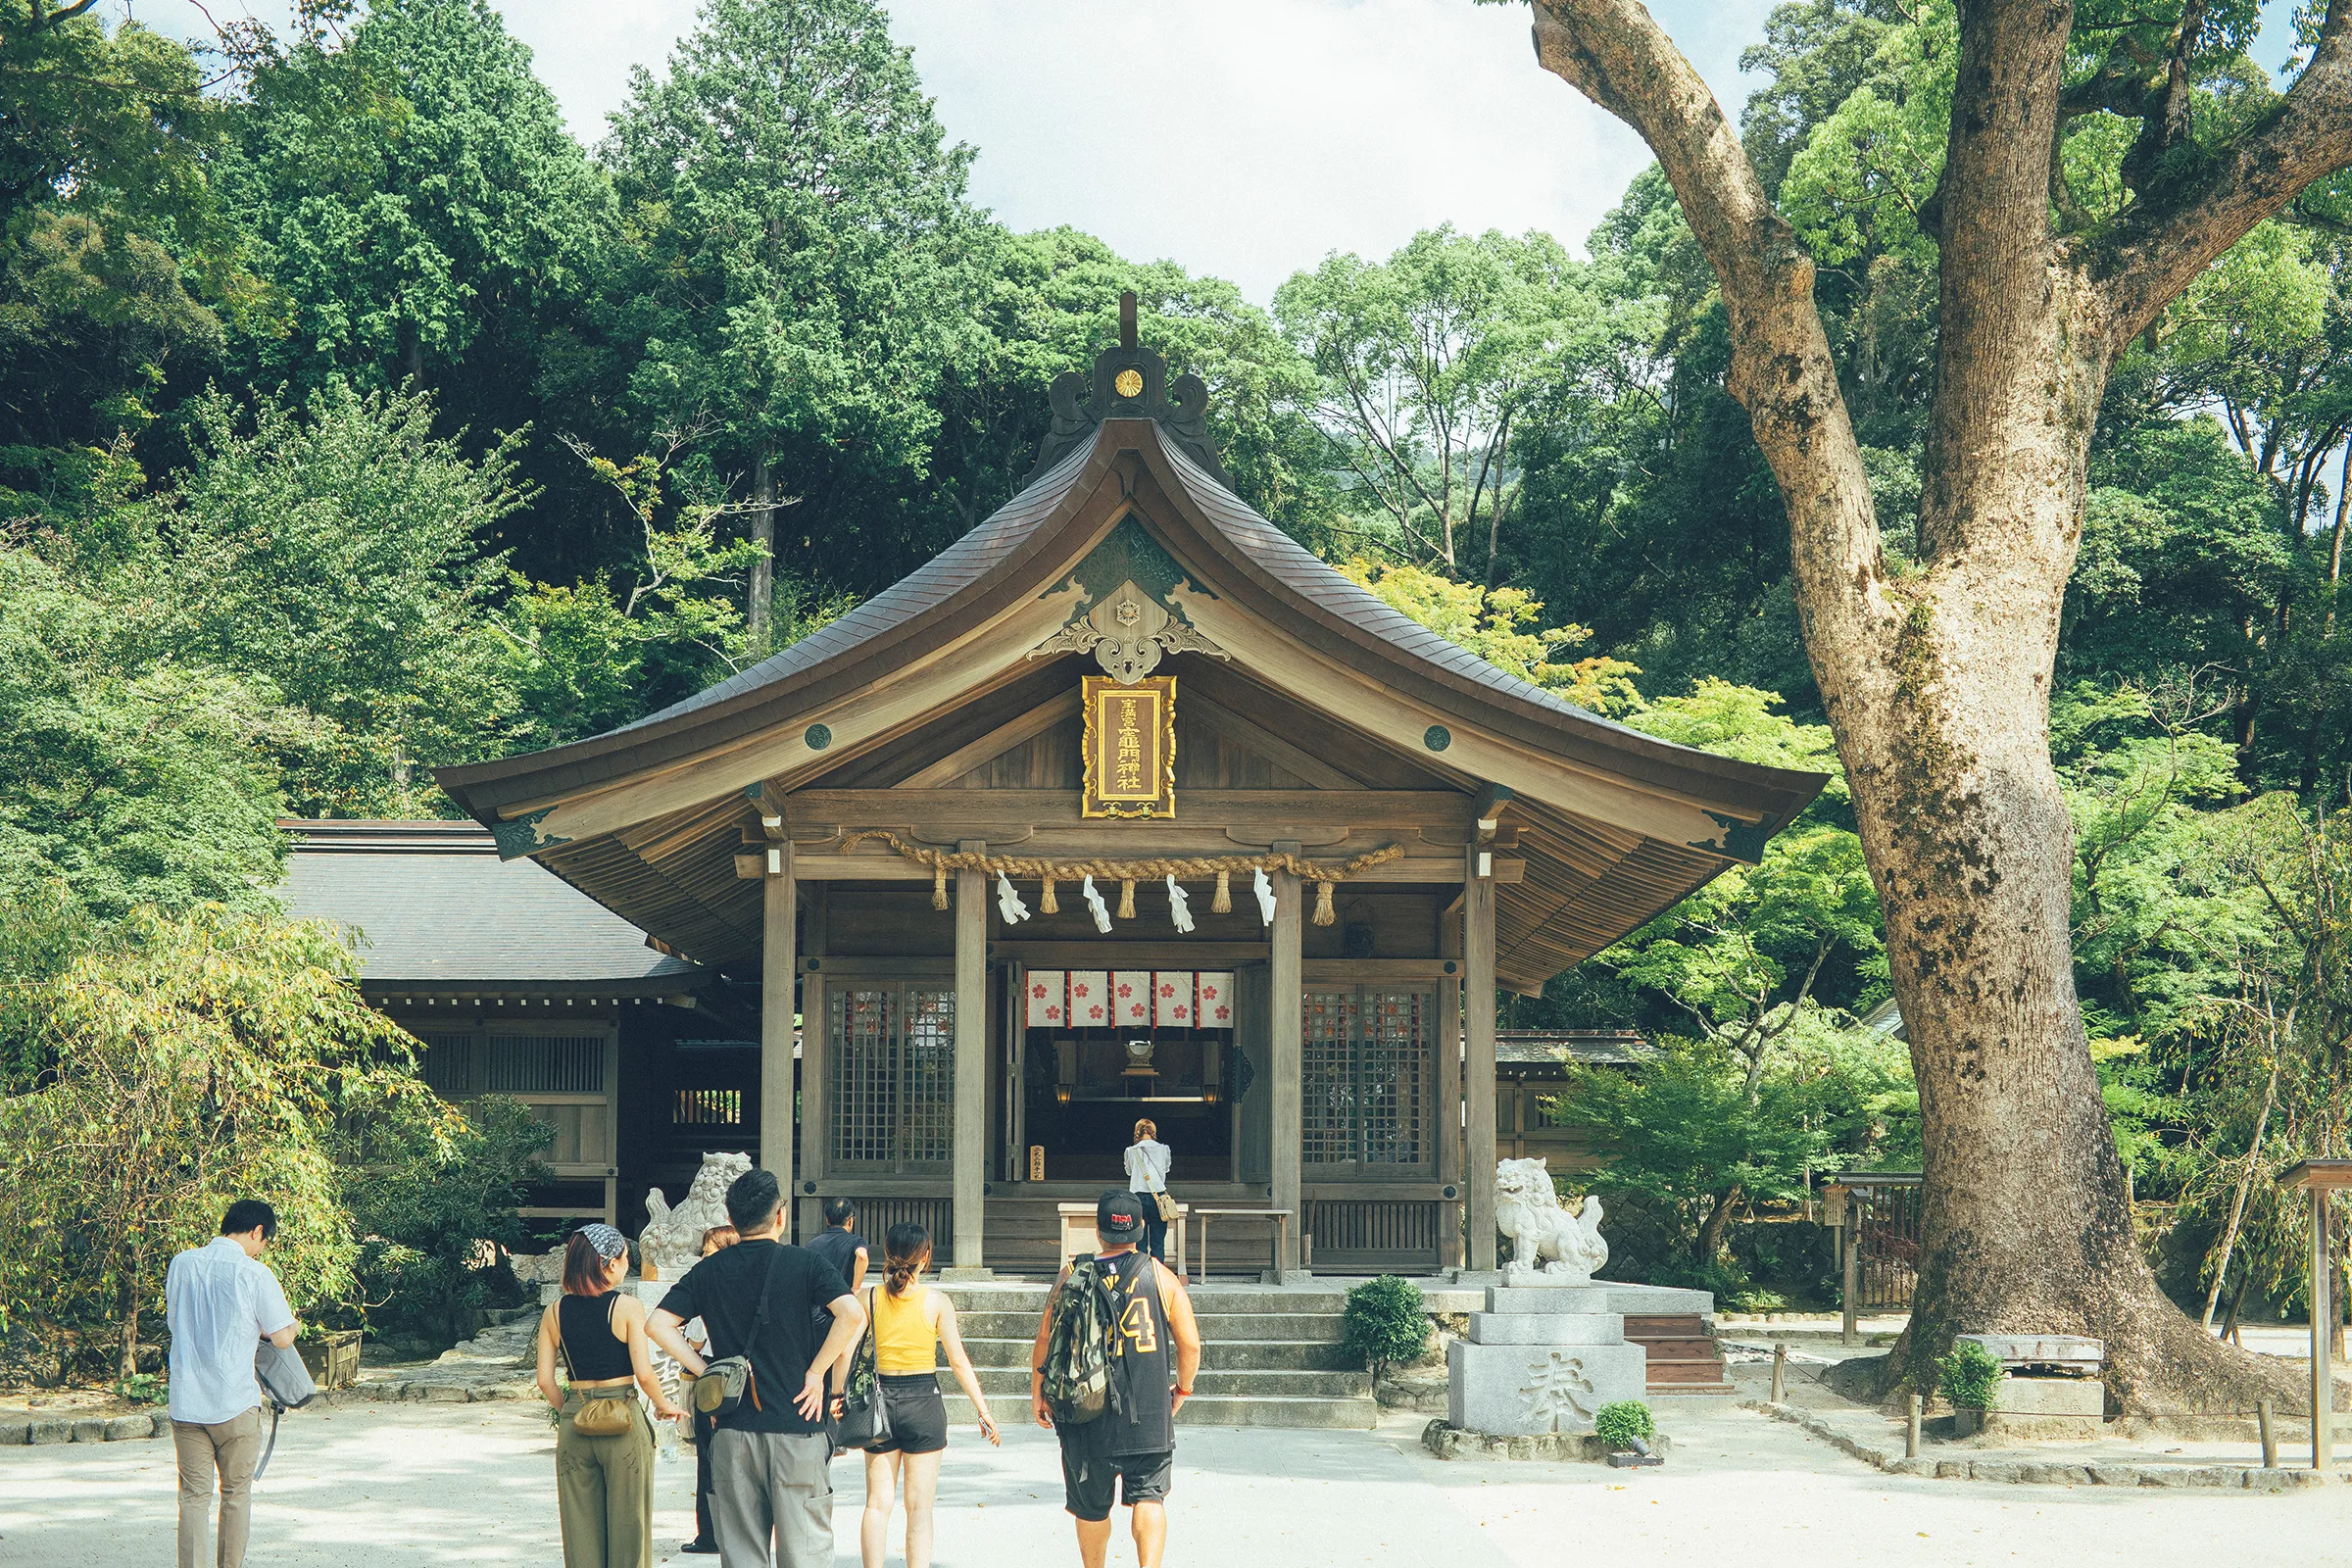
[858, 1222, 998, 1568]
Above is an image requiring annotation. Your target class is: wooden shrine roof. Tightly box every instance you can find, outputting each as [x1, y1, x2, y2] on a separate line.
[279, 819, 704, 993]
[436, 324, 1827, 992]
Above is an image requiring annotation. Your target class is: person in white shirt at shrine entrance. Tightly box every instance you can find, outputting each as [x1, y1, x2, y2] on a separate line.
[165, 1200, 299, 1568]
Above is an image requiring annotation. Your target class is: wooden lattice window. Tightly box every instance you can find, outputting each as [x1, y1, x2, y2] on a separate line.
[1302, 991, 1357, 1165]
[485, 1033, 606, 1094]
[1299, 987, 1434, 1172]
[414, 1031, 473, 1098]
[829, 985, 956, 1171]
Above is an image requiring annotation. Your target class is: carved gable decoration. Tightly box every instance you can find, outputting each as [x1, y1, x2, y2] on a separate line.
[1029, 516, 1229, 682]
[1031, 577, 1227, 682]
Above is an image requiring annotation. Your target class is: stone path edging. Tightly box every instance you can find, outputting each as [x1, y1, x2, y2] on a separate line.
[1747, 1399, 2340, 1492]
[1419, 1418, 1673, 1463]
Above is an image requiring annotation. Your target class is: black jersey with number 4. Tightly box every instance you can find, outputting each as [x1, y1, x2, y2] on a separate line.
[1095, 1250, 1174, 1455]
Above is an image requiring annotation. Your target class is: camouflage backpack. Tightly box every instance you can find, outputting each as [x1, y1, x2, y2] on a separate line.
[1040, 1256, 1123, 1426]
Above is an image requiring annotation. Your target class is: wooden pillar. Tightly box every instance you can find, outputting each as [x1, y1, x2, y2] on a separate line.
[1463, 842, 1497, 1272]
[760, 840, 797, 1231]
[1436, 910, 1464, 1270]
[1269, 855, 1303, 1281]
[949, 850, 992, 1278]
[2316, 1187, 2333, 1471]
[796, 887, 828, 1241]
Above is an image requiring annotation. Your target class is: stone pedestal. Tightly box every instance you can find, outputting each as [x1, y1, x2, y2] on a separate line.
[1446, 1285, 1650, 1437]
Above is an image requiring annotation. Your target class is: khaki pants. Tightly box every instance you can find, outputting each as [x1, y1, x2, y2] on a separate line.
[710, 1427, 832, 1568]
[173, 1406, 263, 1568]
[556, 1392, 657, 1568]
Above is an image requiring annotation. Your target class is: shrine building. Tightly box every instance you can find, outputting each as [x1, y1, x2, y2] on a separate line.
[435, 298, 1825, 1278]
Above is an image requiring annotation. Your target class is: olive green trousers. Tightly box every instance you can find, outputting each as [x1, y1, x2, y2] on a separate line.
[555, 1391, 656, 1568]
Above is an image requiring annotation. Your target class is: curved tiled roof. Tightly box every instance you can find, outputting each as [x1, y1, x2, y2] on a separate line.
[615, 441, 1099, 734]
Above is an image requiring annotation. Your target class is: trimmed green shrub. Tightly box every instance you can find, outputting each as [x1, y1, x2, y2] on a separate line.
[1341, 1275, 1431, 1378]
[1935, 1341, 2003, 1410]
[1594, 1399, 1655, 1448]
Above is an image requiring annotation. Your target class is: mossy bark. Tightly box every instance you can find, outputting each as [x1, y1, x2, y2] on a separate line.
[1530, 0, 2352, 1412]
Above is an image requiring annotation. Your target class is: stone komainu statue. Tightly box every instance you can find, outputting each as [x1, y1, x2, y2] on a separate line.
[1493, 1156, 1608, 1286]
[640, 1151, 754, 1278]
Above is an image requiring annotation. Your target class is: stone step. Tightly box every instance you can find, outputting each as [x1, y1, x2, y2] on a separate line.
[938, 1285, 1361, 1315]
[942, 1392, 1378, 1431]
[956, 1336, 1355, 1371]
[953, 1365, 1372, 1398]
[953, 1309, 1347, 1343]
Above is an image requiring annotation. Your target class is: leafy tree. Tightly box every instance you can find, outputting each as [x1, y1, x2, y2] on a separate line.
[336, 1092, 551, 1350]
[1594, 682, 1882, 1105]
[1512, 0, 2352, 1409]
[1277, 226, 1640, 578]
[495, 433, 840, 742]
[0, 9, 264, 501]
[1338, 558, 1642, 713]
[935, 225, 1335, 548]
[593, 0, 980, 643]
[139, 382, 525, 814]
[0, 522, 287, 919]
[1546, 1038, 1836, 1271]
[225, 0, 610, 394]
[0, 905, 423, 1377]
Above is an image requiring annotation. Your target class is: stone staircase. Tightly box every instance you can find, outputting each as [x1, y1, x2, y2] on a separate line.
[1624, 1313, 1734, 1395]
[934, 1283, 1377, 1430]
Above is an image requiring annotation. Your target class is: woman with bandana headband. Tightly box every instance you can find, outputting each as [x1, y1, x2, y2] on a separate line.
[535, 1222, 687, 1568]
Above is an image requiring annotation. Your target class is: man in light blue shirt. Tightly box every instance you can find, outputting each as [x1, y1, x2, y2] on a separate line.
[166, 1200, 298, 1568]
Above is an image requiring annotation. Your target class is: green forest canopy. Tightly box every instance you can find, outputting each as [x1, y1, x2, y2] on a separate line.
[2, 0, 2348, 1314]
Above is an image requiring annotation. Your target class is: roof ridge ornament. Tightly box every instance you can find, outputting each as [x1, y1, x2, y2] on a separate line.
[1022, 289, 1235, 489]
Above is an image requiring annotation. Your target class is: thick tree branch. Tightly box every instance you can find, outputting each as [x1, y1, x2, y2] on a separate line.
[1529, 0, 1885, 619]
[2092, 0, 2352, 341]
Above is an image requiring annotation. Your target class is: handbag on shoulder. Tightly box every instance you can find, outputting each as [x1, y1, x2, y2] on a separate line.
[693, 1243, 790, 1420]
[832, 1287, 894, 1451]
[556, 1298, 638, 1438]
[1152, 1191, 1178, 1222]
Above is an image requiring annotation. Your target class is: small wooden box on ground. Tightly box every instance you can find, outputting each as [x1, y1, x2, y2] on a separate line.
[299, 1330, 363, 1390]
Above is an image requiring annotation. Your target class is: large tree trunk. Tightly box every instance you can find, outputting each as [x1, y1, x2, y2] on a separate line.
[749, 456, 776, 649]
[1528, 0, 2352, 1412]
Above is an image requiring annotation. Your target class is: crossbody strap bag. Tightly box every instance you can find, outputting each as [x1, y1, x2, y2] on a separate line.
[692, 1242, 790, 1419]
[558, 1297, 638, 1438]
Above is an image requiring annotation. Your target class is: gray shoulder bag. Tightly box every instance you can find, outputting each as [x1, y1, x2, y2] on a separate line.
[251, 1338, 318, 1482]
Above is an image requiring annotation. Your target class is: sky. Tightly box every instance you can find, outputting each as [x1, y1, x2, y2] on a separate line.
[134, 0, 2315, 306]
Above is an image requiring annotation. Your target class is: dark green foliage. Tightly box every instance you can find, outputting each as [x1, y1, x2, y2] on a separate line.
[1593, 1399, 1655, 1448]
[1935, 1342, 2003, 1411]
[333, 1093, 552, 1353]
[1342, 1275, 1432, 1378]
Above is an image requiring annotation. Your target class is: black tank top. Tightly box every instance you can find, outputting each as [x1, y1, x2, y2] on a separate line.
[1099, 1251, 1175, 1455]
[559, 1294, 633, 1382]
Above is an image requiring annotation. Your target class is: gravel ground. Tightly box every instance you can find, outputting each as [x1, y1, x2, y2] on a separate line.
[7, 1391, 2352, 1567]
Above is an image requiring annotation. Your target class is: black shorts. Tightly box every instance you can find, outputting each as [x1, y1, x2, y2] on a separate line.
[865, 1374, 948, 1455]
[1057, 1429, 1173, 1521]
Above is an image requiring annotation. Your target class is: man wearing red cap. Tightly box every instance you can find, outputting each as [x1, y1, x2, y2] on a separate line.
[1030, 1189, 1201, 1568]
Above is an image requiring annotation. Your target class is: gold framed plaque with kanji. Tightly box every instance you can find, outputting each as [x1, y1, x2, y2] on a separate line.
[1081, 674, 1176, 818]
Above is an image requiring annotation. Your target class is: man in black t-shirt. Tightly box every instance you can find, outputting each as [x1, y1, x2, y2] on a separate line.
[1030, 1190, 1201, 1568]
[650, 1169, 862, 1568]
[804, 1197, 870, 1295]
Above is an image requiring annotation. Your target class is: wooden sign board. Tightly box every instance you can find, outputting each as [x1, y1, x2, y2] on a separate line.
[1081, 675, 1176, 818]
